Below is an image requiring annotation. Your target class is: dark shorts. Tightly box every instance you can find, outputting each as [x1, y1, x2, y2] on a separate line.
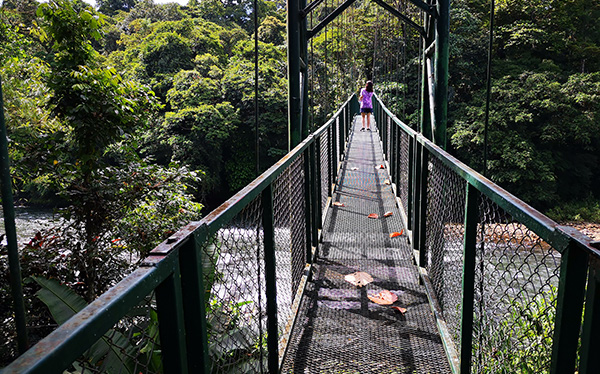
[361, 107, 373, 113]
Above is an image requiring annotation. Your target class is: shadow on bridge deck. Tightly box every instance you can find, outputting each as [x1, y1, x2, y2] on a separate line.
[282, 117, 452, 373]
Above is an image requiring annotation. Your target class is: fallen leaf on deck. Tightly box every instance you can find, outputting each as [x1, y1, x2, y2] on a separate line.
[376, 164, 385, 169]
[367, 213, 379, 219]
[383, 179, 391, 185]
[351, 167, 359, 171]
[368, 290, 398, 305]
[332, 202, 345, 207]
[389, 230, 404, 238]
[391, 306, 407, 314]
[383, 211, 393, 217]
[344, 272, 373, 287]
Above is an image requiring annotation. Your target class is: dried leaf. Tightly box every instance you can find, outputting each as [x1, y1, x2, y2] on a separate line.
[368, 290, 398, 305]
[391, 306, 407, 314]
[376, 164, 385, 169]
[389, 230, 404, 238]
[367, 213, 379, 219]
[344, 272, 373, 287]
[350, 167, 359, 171]
[383, 211, 393, 217]
[383, 179, 391, 185]
[332, 202, 345, 207]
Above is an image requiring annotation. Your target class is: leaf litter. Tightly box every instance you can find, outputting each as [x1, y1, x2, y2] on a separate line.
[344, 271, 373, 287]
[368, 290, 398, 305]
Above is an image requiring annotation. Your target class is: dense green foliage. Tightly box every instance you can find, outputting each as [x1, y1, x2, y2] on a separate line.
[449, 0, 600, 212]
[1, 0, 599, 367]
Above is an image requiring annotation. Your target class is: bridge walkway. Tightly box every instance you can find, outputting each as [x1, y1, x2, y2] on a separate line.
[281, 118, 452, 373]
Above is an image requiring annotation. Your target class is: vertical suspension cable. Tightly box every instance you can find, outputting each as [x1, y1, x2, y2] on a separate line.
[253, 0, 264, 371]
[254, 0, 260, 176]
[483, 0, 495, 177]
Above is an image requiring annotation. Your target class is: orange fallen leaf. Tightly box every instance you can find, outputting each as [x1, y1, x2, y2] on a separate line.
[332, 202, 345, 207]
[383, 211, 393, 217]
[391, 306, 407, 314]
[367, 213, 379, 219]
[389, 230, 404, 238]
[376, 164, 385, 169]
[368, 290, 398, 305]
[383, 179, 391, 185]
[344, 271, 373, 287]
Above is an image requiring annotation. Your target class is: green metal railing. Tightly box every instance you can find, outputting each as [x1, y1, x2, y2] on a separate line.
[2, 95, 358, 374]
[373, 94, 600, 374]
[4, 92, 600, 373]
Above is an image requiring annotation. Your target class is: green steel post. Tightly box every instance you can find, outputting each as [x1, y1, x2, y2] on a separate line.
[308, 143, 319, 257]
[420, 12, 433, 141]
[288, 0, 302, 149]
[179, 231, 211, 373]
[550, 242, 589, 374]
[341, 107, 347, 152]
[0, 77, 28, 353]
[434, 0, 449, 149]
[343, 104, 350, 147]
[417, 144, 429, 267]
[328, 127, 333, 197]
[314, 139, 323, 235]
[411, 141, 421, 253]
[304, 146, 314, 261]
[262, 185, 279, 372]
[374, 99, 380, 133]
[459, 183, 478, 373]
[156, 261, 189, 374]
[580, 258, 600, 374]
[332, 116, 338, 178]
[407, 135, 414, 230]
[392, 118, 397, 183]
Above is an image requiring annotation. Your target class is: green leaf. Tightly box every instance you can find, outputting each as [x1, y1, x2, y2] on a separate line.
[31, 276, 88, 325]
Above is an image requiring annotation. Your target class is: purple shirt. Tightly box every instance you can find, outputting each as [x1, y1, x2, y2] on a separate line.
[360, 88, 373, 109]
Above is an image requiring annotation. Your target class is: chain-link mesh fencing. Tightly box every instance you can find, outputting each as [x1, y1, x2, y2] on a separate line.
[424, 156, 467, 350]
[71, 292, 163, 374]
[273, 154, 307, 347]
[386, 117, 392, 162]
[318, 129, 331, 212]
[472, 196, 562, 374]
[200, 196, 268, 373]
[398, 131, 410, 216]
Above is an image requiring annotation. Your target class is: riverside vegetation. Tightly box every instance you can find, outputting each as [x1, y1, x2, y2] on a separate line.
[0, 0, 599, 367]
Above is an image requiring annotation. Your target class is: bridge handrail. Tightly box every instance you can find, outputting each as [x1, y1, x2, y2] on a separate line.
[374, 93, 600, 374]
[3, 95, 359, 373]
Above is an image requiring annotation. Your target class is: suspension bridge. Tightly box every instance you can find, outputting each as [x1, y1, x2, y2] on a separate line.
[2, 0, 600, 373]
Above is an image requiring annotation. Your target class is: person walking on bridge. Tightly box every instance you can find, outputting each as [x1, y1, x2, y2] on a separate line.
[359, 80, 374, 131]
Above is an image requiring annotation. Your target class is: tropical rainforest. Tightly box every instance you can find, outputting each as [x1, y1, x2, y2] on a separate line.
[0, 0, 599, 366]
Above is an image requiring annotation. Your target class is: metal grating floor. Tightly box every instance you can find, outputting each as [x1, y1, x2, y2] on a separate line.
[281, 117, 452, 373]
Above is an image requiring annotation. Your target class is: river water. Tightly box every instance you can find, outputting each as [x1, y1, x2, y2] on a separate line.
[0, 207, 58, 248]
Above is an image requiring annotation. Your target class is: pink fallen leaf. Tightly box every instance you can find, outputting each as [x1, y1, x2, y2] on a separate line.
[332, 202, 345, 207]
[383, 211, 393, 217]
[344, 271, 373, 287]
[368, 290, 398, 305]
[391, 306, 407, 314]
[367, 213, 379, 219]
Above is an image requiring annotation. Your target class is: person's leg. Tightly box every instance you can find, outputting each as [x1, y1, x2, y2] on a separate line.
[361, 112, 366, 130]
[366, 112, 371, 130]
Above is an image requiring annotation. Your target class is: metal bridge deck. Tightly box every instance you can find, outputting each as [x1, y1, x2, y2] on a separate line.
[281, 118, 452, 373]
